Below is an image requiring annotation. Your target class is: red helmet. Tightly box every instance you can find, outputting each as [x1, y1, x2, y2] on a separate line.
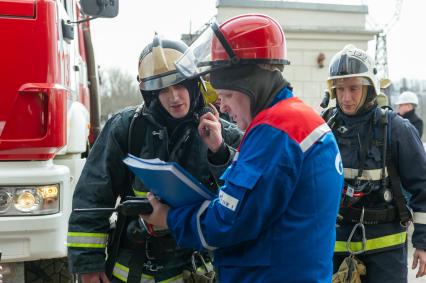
[212, 14, 288, 64]
[175, 14, 289, 78]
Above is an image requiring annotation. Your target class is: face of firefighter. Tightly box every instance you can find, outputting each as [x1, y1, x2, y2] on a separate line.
[158, 84, 190, 118]
[334, 77, 367, 116]
[397, 103, 414, 116]
[217, 89, 252, 130]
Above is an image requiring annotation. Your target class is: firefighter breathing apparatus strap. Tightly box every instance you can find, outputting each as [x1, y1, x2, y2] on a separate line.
[129, 104, 145, 156]
[125, 104, 147, 283]
[321, 107, 338, 129]
[356, 118, 373, 182]
[382, 109, 411, 226]
[106, 105, 145, 281]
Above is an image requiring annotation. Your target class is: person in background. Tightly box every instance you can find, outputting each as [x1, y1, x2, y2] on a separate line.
[142, 14, 343, 283]
[324, 44, 426, 282]
[395, 91, 423, 138]
[67, 35, 242, 283]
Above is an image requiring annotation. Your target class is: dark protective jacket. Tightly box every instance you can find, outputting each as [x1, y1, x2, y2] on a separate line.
[67, 105, 242, 282]
[325, 106, 426, 255]
[400, 109, 423, 138]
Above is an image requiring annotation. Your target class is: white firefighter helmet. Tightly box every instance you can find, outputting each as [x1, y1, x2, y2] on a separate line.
[395, 91, 419, 106]
[326, 44, 379, 100]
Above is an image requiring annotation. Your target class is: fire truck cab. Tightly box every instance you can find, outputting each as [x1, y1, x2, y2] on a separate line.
[0, 0, 117, 281]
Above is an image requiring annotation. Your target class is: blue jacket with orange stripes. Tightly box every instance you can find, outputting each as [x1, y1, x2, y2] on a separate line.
[167, 88, 344, 283]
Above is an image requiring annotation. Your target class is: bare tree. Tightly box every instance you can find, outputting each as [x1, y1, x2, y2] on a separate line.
[99, 67, 142, 123]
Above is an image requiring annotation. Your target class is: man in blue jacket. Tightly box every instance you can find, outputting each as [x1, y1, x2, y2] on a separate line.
[142, 14, 343, 283]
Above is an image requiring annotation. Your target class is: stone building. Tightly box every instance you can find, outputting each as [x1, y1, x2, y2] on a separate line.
[183, 0, 377, 111]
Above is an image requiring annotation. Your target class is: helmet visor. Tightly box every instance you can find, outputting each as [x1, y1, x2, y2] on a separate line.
[139, 41, 188, 91]
[331, 77, 372, 89]
[329, 53, 369, 77]
[175, 20, 233, 78]
[139, 70, 187, 91]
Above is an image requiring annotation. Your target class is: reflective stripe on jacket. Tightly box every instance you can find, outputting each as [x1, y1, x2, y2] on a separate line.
[335, 231, 407, 253]
[67, 232, 108, 248]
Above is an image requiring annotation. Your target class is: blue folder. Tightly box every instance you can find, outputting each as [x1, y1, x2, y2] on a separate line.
[123, 154, 215, 207]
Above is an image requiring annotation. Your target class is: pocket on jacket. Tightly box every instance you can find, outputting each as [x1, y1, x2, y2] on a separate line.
[216, 163, 263, 224]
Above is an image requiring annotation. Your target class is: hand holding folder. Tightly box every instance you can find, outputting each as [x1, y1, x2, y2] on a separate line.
[123, 154, 215, 208]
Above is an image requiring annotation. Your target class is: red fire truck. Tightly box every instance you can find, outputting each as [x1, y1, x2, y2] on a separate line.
[0, 0, 117, 281]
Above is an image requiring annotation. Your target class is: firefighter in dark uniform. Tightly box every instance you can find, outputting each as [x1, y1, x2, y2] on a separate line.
[66, 35, 242, 283]
[324, 44, 426, 282]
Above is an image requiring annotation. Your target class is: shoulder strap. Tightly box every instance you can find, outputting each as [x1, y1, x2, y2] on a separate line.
[356, 118, 374, 180]
[321, 107, 335, 121]
[382, 109, 410, 225]
[116, 104, 146, 199]
[128, 104, 145, 157]
[321, 107, 338, 129]
[106, 104, 145, 280]
[379, 108, 388, 182]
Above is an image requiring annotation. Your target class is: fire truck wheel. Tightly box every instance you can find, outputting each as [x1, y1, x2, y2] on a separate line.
[24, 258, 75, 283]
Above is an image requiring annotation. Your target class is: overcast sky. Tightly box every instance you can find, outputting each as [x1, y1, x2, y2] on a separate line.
[89, 0, 425, 81]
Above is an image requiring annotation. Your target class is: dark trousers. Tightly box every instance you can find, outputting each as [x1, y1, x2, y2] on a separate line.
[333, 246, 407, 283]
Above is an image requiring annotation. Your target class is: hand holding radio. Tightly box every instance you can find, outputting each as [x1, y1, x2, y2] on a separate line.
[197, 105, 223, 153]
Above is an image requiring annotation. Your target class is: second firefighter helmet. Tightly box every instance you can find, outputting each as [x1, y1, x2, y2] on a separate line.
[138, 34, 206, 108]
[138, 34, 188, 91]
[175, 13, 290, 78]
[327, 44, 379, 102]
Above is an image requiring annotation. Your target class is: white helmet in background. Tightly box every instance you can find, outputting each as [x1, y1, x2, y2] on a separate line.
[395, 91, 419, 106]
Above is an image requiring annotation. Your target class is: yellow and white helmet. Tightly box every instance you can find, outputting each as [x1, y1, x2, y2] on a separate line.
[326, 44, 379, 100]
[138, 34, 188, 91]
[138, 34, 206, 108]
